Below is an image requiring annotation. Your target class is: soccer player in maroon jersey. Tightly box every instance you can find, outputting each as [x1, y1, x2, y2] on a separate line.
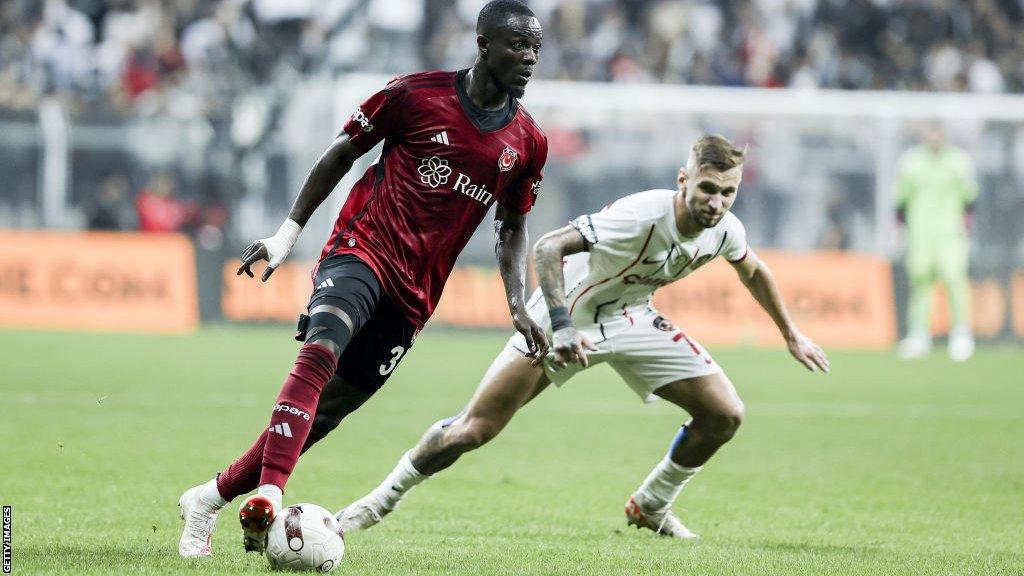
[177, 0, 548, 557]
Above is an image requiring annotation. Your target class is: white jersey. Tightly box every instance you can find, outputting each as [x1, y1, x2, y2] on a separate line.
[560, 189, 748, 324]
[509, 189, 748, 401]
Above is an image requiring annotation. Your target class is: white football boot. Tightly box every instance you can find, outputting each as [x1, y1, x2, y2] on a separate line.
[335, 494, 393, 535]
[238, 494, 279, 552]
[948, 326, 975, 362]
[624, 495, 698, 540]
[898, 330, 932, 360]
[178, 485, 219, 557]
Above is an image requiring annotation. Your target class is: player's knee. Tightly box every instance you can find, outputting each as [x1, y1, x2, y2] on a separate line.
[709, 402, 745, 442]
[453, 417, 499, 451]
[304, 305, 355, 359]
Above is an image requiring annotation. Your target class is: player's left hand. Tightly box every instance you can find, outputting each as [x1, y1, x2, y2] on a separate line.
[550, 326, 598, 368]
[787, 331, 830, 373]
[512, 311, 549, 362]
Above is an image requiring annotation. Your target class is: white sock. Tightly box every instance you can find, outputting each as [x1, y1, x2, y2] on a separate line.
[372, 452, 429, 510]
[950, 325, 973, 339]
[199, 477, 228, 510]
[635, 456, 701, 510]
[257, 484, 283, 508]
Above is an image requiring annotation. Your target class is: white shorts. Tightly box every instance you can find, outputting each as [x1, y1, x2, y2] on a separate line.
[506, 301, 723, 403]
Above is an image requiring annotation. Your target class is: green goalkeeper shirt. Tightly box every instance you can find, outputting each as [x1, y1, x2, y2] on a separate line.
[895, 145, 978, 244]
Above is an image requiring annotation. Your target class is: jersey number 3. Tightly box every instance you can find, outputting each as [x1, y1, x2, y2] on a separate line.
[379, 346, 406, 375]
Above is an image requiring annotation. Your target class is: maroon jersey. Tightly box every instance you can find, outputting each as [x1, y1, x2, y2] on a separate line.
[319, 70, 548, 328]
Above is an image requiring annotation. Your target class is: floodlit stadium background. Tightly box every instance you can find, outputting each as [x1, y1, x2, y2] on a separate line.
[2, 0, 1024, 345]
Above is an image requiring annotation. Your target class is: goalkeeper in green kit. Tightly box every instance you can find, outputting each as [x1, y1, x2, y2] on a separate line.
[895, 123, 979, 361]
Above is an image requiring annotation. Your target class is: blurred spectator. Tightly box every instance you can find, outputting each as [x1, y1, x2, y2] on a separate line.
[194, 177, 231, 250]
[817, 186, 851, 251]
[86, 173, 133, 230]
[3, 0, 1024, 121]
[135, 171, 195, 233]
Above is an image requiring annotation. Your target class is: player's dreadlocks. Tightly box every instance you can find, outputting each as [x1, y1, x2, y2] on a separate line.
[692, 135, 746, 172]
[477, 0, 536, 34]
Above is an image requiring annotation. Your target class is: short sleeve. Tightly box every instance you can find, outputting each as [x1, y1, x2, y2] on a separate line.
[341, 77, 406, 152]
[721, 215, 748, 263]
[500, 134, 548, 214]
[570, 200, 640, 254]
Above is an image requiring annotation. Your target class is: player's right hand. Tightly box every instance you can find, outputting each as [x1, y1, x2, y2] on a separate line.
[237, 240, 277, 282]
[551, 327, 598, 368]
[787, 331, 830, 373]
[237, 220, 302, 282]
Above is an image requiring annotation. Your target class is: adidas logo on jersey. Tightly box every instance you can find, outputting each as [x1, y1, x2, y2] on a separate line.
[430, 131, 450, 145]
[269, 422, 293, 437]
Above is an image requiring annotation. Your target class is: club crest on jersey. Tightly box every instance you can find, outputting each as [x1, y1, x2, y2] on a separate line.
[418, 155, 452, 187]
[652, 316, 675, 332]
[498, 146, 518, 172]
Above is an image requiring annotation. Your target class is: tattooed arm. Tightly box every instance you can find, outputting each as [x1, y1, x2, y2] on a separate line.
[532, 225, 596, 367]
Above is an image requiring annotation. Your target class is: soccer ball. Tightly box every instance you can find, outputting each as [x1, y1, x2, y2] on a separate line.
[264, 503, 345, 572]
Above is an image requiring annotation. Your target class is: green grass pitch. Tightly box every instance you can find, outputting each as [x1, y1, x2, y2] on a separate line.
[2, 327, 1022, 575]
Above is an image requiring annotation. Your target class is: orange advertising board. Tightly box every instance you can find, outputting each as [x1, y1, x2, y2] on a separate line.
[927, 278, 1008, 338]
[432, 266, 512, 327]
[652, 250, 896, 348]
[223, 251, 896, 349]
[221, 262, 311, 323]
[0, 230, 198, 333]
[1013, 271, 1024, 339]
[220, 262, 515, 327]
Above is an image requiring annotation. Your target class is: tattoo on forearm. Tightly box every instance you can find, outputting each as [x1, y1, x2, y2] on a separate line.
[535, 227, 584, 310]
[535, 241, 566, 309]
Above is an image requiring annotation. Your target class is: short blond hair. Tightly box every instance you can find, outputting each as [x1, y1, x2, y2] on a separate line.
[691, 135, 745, 172]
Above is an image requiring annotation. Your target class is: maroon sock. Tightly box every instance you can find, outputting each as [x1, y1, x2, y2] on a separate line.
[259, 342, 338, 491]
[216, 429, 268, 501]
[215, 405, 329, 502]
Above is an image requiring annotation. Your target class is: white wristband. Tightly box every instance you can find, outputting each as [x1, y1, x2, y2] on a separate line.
[275, 219, 302, 245]
[263, 219, 302, 267]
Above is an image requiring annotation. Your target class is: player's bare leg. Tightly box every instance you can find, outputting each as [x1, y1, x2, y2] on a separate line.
[337, 348, 549, 533]
[626, 371, 745, 539]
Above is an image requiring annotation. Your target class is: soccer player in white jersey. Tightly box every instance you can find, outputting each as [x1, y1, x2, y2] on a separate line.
[335, 135, 830, 539]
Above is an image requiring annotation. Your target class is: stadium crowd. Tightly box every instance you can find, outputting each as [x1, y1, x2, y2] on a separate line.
[2, 0, 1023, 259]
[2, 0, 1023, 117]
